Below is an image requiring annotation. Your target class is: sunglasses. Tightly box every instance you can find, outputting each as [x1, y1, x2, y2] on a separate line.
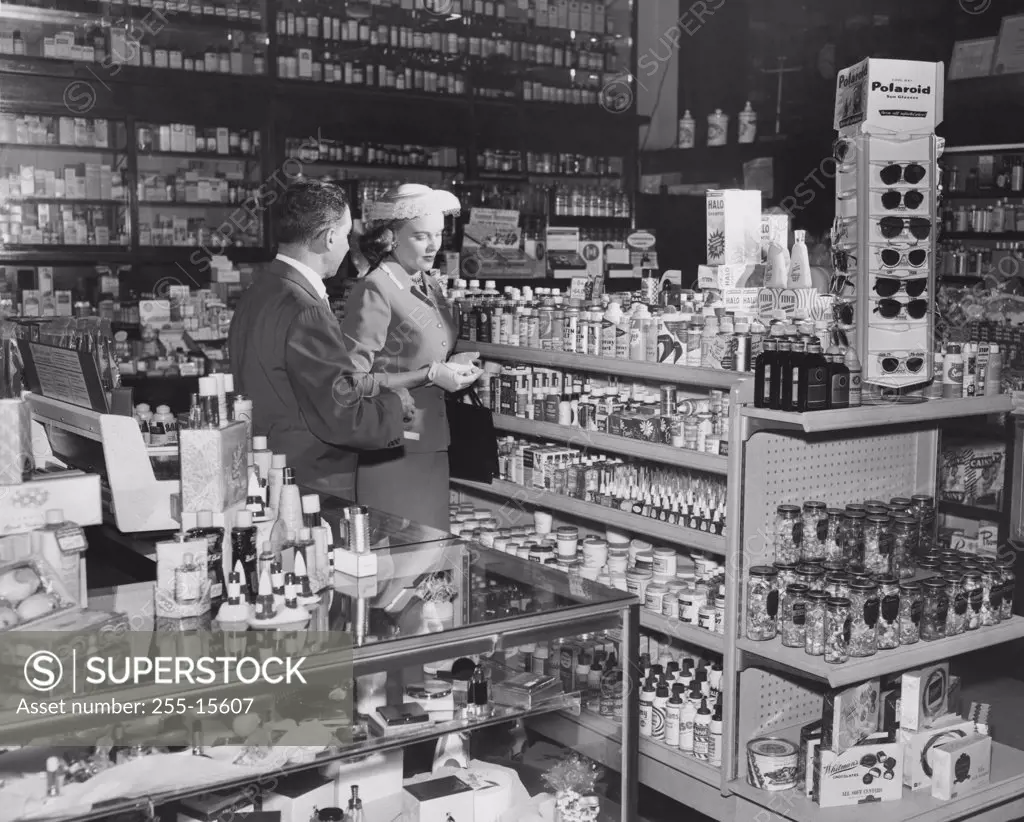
[878, 247, 928, 268]
[879, 216, 931, 240]
[881, 189, 926, 211]
[874, 277, 928, 298]
[879, 163, 927, 185]
[834, 138, 857, 164]
[831, 273, 855, 296]
[880, 354, 926, 374]
[834, 300, 856, 326]
[833, 248, 856, 273]
[873, 298, 929, 319]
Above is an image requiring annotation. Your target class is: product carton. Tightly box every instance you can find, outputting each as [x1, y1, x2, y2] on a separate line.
[403, 774, 476, 822]
[154, 535, 210, 618]
[261, 770, 336, 822]
[900, 714, 976, 791]
[179, 422, 248, 513]
[900, 662, 950, 732]
[697, 263, 749, 291]
[834, 58, 945, 136]
[813, 731, 903, 807]
[931, 733, 992, 801]
[799, 719, 823, 797]
[705, 189, 761, 266]
[821, 679, 881, 753]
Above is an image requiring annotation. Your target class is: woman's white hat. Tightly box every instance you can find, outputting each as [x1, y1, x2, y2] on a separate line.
[363, 183, 461, 226]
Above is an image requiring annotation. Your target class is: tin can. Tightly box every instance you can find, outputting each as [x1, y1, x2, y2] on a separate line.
[660, 385, 677, 416]
[343, 505, 371, 554]
[746, 738, 798, 791]
[734, 333, 750, 372]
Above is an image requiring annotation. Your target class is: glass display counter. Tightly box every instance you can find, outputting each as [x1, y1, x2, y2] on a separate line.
[0, 536, 639, 822]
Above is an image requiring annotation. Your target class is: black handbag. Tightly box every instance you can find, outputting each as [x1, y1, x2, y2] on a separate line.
[446, 388, 498, 483]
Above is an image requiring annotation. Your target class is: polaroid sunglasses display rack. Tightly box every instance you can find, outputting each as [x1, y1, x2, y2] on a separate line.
[832, 133, 940, 396]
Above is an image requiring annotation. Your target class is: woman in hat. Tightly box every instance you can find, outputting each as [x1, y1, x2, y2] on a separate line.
[337, 183, 481, 531]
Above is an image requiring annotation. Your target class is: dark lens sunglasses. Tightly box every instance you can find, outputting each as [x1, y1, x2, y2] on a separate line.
[834, 300, 856, 326]
[879, 216, 931, 240]
[879, 163, 927, 185]
[834, 138, 856, 164]
[880, 247, 928, 268]
[881, 189, 926, 211]
[874, 277, 928, 298]
[881, 355, 925, 374]
[874, 298, 929, 319]
[833, 248, 856, 273]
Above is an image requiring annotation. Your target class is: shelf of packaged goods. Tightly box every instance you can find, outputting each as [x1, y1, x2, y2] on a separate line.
[944, 191, 1023, 199]
[0, 246, 132, 262]
[450, 477, 726, 556]
[136, 151, 260, 162]
[736, 616, 1024, 689]
[491, 415, 729, 475]
[640, 610, 725, 653]
[137, 200, 252, 207]
[944, 232, 1024, 241]
[293, 160, 456, 174]
[0, 141, 124, 154]
[740, 395, 1012, 434]
[729, 741, 1024, 822]
[5, 198, 125, 206]
[471, 342, 748, 390]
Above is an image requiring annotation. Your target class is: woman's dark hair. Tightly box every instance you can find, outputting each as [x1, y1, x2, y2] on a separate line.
[358, 223, 397, 268]
[274, 180, 350, 246]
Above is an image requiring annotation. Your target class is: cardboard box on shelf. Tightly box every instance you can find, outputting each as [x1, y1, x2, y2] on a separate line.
[261, 770, 336, 822]
[706, 189, 761, 266]
[930, 733, 992, 801]
[940, 441, 1005, 508]
[403, 774, 476, 822]
[900, 714, 976, 791]
[813, 731, 903, 807]
[822, 679, 881, 754]
[900, 662, 950, 732]
[834, 58, 945, 136]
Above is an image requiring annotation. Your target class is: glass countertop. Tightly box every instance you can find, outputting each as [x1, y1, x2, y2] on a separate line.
[316, 492, 454, 551]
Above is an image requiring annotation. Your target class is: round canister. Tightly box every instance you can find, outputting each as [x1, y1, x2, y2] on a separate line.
[746, 737, 799, 791]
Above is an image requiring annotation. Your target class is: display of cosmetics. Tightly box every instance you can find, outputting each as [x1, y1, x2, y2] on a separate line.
[495, 440, 727, 535]
[285, 138, 460, 169]
[137, 124, 260, 157]
[0, 203, 126, 247]
[937, 242, 1024, 278]
[483, 363, 730, 455]
[933, 342, 1003, 398]
[275, 48, 465, 92]
[139, 215, 260, 248]
[0, 163, 124, 202]
[943, 201, 1024, 234]
[944, 156, 1024, 195]
[512, 634, 623, 720]
[0, 115, 113, 148]
[630, 540, 726, 638]
[525, 153, 624, 177]
[137, 172, 261, 206]
[552, 185, 630, 218]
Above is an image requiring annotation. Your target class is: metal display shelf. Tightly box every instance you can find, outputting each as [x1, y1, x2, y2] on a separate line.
[472, 341, 752, 391]
[736, 616, 1024, 688]
[451, 477, 727, 556]
[740, 395, 1011, 433]
[492, 414, 729, 474]
[640, 610, 724, 653]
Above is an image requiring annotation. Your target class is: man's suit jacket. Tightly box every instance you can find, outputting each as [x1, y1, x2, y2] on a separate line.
[338, 262, 458, 454]
[228, 258, 404, 498]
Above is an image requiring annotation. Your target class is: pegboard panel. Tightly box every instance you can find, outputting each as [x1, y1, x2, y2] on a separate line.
[740, 429, 935, 564]
[739, 668, 823, 736]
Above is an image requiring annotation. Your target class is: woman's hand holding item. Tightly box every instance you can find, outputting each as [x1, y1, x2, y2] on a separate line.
[428, 361, 482, 393]
[449, 351, 481, 367]
[391, 386, 416, 421]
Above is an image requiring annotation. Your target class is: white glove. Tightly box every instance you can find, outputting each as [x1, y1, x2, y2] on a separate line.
[449, 351, 481, 368]
[428, 361, 482, 393]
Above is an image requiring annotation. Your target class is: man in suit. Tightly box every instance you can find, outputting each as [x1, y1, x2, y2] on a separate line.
[229, 180, 414, 499]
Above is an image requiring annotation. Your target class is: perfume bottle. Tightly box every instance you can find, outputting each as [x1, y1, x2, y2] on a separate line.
[174, 553, 202, 604]
[468, 665, 489, 716]
[198, 375, 219, 428]
[231, 511, 258, 597]
[346, 786, 365, 822]
[186, 511, 226, 606]
[191, 720, 204, 756]
[46, 756, 62, 797]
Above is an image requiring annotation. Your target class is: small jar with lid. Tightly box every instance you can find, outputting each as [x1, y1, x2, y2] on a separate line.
[663, 581, 685, 619]
[875, 575, 901, 650]
[634, 550, 655, 572]
[890, 513, 918, 579]
[801, 501, 828, 561]
[517, 545, 533, 560]
[916, 556, 941, 576]
[796, 563, 826, 592]
[645, 582, 669, 615]
[555, 526, 579, 558]
[862, 513, 893, 576]
[847, 579, 880, 657]
[962, 570, 984, 631]
[945, 573, 968, 636]
[840, 510, 866, 566]
[824, 508, 845, 562]
[774, 505, 802, 564]
[581, 536, 608, 569]
[898, 580, 923, 645]
[679, 585, 701, 625]
[998, 557, 1016, 621]
[781, 583, 810, 648]
[977, 564, 1001, 627]
[698, 605, 717, 632]
[911, 494, 936, 555]
[804, 590, 829, 656]
[746, 566, 779, 641]
[824, 571, 852, 600]
[607, 549, 629, 576]
[920, 577, 949, 641]
[774, 561, 799, 594]
[626, 568, 653, 601]
[653, 547, 678, 578]
[889, 496, 913, 512]
[824, 596, 852, 664]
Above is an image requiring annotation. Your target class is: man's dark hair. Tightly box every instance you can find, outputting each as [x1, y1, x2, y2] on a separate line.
[274, 180, 350, 246]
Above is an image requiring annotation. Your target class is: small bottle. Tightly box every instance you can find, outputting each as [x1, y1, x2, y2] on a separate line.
[188, 392, 202, 429]
[677, 110, 696, 149]
[754, 339, 777, 408]
[798, 339, 830, 411]
[174, 552, 202, 604]
[652, 682, 669, 742]
[46, 756, 62, 797]
[844, 347, 862, 407]
[692, 698, 712, 761]
[707, 109, 728, 146]
[943, 344, 964, 399]
[231, 510, 258, 597]
[639, 679, 655, 738]
[469, 665, 489, 716]
[826, 353, 850, 409]
[679, 691, 697, 753]
[709, 700, 723, 767]
[926, 347, 944, 399]
[198, 376, 219, 428]
[347, 786, 365, 822]
[665, 685, 684, 747]
[738, 101, 757, 144]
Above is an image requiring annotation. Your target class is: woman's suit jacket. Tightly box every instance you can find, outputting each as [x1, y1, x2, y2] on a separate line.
[338, 262, 457, 454]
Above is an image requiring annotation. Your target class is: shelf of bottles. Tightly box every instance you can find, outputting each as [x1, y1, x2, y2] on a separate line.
[135, 120, 264, 250]
[271, 0, 631, 106]
[0, 1, 268, 76]
[0, 113, 130, 250]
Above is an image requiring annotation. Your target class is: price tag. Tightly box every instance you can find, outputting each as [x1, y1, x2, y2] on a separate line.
[57, 525, 87, 553]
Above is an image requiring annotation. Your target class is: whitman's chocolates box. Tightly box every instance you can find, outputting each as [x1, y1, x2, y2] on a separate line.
[813, 731, 903, 808]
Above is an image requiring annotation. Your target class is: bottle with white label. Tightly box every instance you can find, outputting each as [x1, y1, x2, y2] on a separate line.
[738, 101, 757, 143]
[652, 683, 669, 742]
[678, 693, 697, 753]
[639, 679, 656, 738]
[600, 301, 622, 358]
[707, 109, 729, 146]
[709, 700, 723, 766]
[788, 230, 813, 289]
[677, 110, 696, 149]
[693, 698, 712, 760]
[665, 684, 684, 747]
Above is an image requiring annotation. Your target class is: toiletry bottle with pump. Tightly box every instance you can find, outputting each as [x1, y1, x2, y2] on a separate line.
[231, 510, 258, 597]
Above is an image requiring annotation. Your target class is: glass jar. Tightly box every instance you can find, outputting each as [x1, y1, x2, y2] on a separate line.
[962, 571, 983, 631]
[746, 566, 779, 641]
[921, 578, 949, 641]
[804, 591, 829, 656]
[898, 580, 922, 645]
[862, 513, 893, 576]
[774, 505, 802, 564]
[801, 501, 828, 561]
[824, 571, 852, 600]
[824, 508, 845, 562]
[890, 513, 917, 580]
[998, 557, 1016, 621]
[945, 573, 968, 636]
[796, 563, 826, 592]
[678, 584, 701, 625]
[847, 579, 880, 657]
[840, 510, 866, 567]
[911, 494, 936, 556]
[823, 559, 847, 576]
[889, 496, 913, 512]
[774, 561, 799, 594]
[978, 566, 999, 626]
[781, 583, 810, 648]
[917, 556, 941, 576]
[825, 596, 852, 664]
[876, 574, 900, 650]
[645, 582, 668, 615]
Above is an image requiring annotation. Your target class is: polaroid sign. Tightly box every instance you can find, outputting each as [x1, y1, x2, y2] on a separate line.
[834, 58, 945, 136]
